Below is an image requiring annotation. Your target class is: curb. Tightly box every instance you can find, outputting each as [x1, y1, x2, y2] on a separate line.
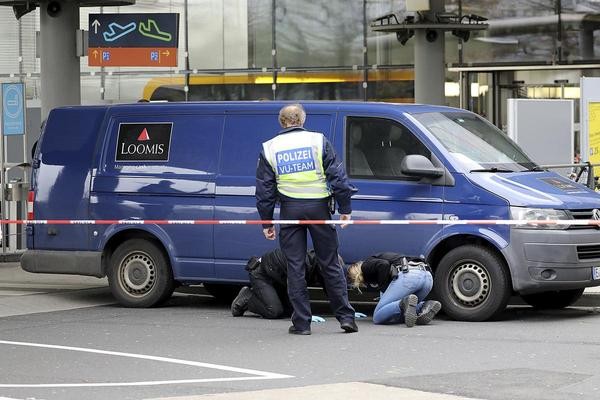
[0, 252, 23, 263]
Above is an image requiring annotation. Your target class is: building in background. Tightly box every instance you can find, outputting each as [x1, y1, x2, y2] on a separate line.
[1, 0, 599, 145]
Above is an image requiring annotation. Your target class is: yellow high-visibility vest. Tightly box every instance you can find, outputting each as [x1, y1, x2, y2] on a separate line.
[262, 130, 330, 199]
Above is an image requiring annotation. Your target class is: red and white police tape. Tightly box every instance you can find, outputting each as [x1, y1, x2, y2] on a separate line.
[2, 219, 599, 226]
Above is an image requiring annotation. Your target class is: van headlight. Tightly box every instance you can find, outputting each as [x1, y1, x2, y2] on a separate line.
[510, 207, 570, 230]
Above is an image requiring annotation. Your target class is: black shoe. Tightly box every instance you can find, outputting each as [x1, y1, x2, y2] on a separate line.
[340, 320, 358, 333]
[416, 300, 441, 325]
[288, 325, 311, 335]
[400, 294, 418, 328]
[231, 286, 251, 317]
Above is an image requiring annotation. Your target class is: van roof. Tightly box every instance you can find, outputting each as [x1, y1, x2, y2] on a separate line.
[54, 101, 461, 115]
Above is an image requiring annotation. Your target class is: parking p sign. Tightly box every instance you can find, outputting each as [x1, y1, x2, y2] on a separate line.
[2, 83, 25, 136]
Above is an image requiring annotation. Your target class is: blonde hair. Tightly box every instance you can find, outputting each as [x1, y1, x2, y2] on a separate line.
[278, 103, 306, 128]
[347, 261, 365, 292]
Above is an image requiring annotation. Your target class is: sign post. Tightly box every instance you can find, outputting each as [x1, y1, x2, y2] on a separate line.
[1, 82, 26, 253]
[88, 13, 179, 67]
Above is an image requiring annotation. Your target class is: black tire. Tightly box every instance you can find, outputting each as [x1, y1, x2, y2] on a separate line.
[521, 288, 584, 309]
[108, 239, 175, 307]
[203, 283, 244, 304]
[432, 244, 511, 321]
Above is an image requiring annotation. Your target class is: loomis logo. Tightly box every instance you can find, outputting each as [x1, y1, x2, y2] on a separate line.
[116, 123, 172, 162]
[137, 128, 150, 141]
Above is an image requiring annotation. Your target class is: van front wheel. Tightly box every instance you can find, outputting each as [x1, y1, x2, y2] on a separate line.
[108, 239, 175, 307]
[433, 244, 511, 321]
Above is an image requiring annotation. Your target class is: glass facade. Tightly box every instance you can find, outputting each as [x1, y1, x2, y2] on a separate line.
[274, 0, 365, 68]
[0, 1, 598, 115]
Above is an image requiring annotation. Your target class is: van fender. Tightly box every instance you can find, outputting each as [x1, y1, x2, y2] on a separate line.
[99, 223, 176, 267]
[424, 224, 509, 259]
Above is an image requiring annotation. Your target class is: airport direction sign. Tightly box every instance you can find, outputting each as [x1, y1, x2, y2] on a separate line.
[1, 83, 25, 136]
[88, 13, 179, 67]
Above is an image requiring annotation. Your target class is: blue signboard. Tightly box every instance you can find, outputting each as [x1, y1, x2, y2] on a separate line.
[88, 13, 179, 48]
[1, 83, 25, 136]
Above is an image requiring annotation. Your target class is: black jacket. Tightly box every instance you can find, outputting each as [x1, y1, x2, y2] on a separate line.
[256, 248, 323, 288]
[360, 252, 406, 292]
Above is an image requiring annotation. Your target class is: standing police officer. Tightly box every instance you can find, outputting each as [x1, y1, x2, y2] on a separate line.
[256, 103, 358, 335]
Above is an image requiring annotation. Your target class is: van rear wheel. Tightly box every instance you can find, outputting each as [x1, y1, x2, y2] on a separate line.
[521, 288, 584, 309]
[433, 244, 511, 321]
[108, 239, 175, 307]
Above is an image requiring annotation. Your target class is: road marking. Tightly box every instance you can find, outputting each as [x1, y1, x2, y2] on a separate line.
[0, 340, 292, 388]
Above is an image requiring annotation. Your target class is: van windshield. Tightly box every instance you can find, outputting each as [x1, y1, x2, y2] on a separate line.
[412, 112, 538, 172]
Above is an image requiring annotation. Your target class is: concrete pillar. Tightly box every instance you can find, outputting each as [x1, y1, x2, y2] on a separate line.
[414, 0, 445, 105]
[40, 0, 80, 119]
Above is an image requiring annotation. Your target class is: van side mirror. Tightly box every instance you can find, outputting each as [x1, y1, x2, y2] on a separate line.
[401, 154, 444, 178]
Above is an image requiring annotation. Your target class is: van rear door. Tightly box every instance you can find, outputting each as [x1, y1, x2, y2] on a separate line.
[31, 107, 106, 251]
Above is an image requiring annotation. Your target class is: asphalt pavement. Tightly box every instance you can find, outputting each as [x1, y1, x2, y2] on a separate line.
[2, 261, 600, 400]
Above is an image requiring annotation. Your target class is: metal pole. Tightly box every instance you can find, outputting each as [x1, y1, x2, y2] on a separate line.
[457, 0, 463, 65]
[414, 0, 446, 105]
[19, 18, 27, 179]
[99, 7, 105, 101]
[492, 71, 497, 124]
[556, 0, 562, 62]
[362, 0, 368, 102]
[0, 124, 5, 254]
[184, 0, 190, 101]
[271, 0, 277, 100]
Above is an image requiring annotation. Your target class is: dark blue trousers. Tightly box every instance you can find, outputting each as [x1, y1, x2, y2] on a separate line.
[279, 198, 355, 331]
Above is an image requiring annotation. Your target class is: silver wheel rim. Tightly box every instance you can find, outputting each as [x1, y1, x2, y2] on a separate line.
[450, 262, 490, 307]
[118, 251, 156, 297]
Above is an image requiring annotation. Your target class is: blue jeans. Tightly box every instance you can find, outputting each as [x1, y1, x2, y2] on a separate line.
[372, 270, 433, 325]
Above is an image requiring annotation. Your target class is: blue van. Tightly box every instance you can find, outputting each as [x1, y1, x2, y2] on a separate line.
[21, 101, 600, 321]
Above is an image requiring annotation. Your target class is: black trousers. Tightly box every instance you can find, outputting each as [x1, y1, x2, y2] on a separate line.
[248, 268, 291, 319]
[279, 198, 355, 330]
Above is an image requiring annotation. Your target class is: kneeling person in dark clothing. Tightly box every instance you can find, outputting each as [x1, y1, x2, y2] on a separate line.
[231, 249, 325, 320]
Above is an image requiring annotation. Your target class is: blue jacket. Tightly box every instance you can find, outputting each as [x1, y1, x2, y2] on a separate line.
[256, 126, 356, 228]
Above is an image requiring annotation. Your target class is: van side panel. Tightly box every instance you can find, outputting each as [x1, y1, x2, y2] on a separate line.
[90, 112, 223, 281]
[32, 107, 107, 250]
[213, 112, 335, 282]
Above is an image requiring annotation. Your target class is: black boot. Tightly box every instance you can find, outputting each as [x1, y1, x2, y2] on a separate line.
[231, 286, 252, 317]
[416, 300, 442, 325]
[399, 294, 418, 328]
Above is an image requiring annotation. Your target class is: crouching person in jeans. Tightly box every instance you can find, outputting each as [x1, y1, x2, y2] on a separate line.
[346, 252, 441, 327]
[231, 248, 325, 321]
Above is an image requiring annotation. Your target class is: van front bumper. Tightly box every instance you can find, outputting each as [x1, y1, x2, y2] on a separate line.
[503, 228, 600, 294]
[21, 250, 103, 278]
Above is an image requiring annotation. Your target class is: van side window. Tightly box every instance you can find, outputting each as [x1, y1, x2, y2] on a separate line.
[346, 117, 431, 180]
